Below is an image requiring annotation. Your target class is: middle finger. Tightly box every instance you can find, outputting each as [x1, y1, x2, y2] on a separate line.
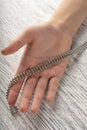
[31, 76, 48, 113]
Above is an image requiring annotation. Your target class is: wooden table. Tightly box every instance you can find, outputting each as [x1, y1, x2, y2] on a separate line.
[0, 0, 87, 130]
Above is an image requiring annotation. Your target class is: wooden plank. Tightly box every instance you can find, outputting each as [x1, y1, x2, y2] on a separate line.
[0, 0, 87, 130]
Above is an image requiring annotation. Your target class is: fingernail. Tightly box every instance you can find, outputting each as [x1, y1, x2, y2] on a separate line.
[20, 98, 29, 112]
[7, 90, 16, 106]
[31, 105, 39, 114]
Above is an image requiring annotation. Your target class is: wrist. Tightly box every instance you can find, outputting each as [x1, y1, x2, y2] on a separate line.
[47, 19, 73, 39]
[48, 0, 87, 38]
[45, 20, 73, 49]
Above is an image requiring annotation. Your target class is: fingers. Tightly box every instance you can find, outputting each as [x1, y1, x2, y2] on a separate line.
[47, 76, 60, 102]
[1, 28, 33, 55]
[8, 62, 26, 106]
[8, 80, 24, 105]
[31, 77, 48, 113]
[47, 60, 68, 103]
[19, 61, 68, 113]
[20, 77, 38, 112]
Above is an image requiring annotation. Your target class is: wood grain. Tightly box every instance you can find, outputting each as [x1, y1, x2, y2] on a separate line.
[0, 0, 87, 130]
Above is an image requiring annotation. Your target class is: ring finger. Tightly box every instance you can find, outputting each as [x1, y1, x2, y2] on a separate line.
[31, 76, 48, 113]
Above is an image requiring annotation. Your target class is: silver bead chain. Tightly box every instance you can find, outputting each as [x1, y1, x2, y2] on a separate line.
[6, 42, 87, 115]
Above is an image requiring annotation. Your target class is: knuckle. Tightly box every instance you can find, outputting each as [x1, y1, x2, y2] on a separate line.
[41, 72, 50, 79]
[51, 87, 57, 93]
[40, 85, 46, 91]
[37, 95, 41, 101]
[24, 95, 30, 100]
[50, 79, 59, 87]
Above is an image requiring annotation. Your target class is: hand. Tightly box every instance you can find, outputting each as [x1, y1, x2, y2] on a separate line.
[1, 22, 72, 113]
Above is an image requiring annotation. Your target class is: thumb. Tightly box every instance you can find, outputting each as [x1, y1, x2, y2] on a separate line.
[1, 28, 33, 55]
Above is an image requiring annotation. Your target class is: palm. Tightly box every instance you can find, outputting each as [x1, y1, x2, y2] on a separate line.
[2, 23, 72, 113]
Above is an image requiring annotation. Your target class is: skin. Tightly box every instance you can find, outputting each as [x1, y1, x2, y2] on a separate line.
[1, 0, 87, 114]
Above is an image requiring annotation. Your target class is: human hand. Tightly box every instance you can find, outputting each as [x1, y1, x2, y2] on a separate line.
[1, 22, 72, 113]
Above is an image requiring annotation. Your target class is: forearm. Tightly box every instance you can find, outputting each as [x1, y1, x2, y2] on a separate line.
[48, 0, 87, 38]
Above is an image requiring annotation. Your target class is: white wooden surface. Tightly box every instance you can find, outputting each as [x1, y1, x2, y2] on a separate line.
[0, 0, 87, 130]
